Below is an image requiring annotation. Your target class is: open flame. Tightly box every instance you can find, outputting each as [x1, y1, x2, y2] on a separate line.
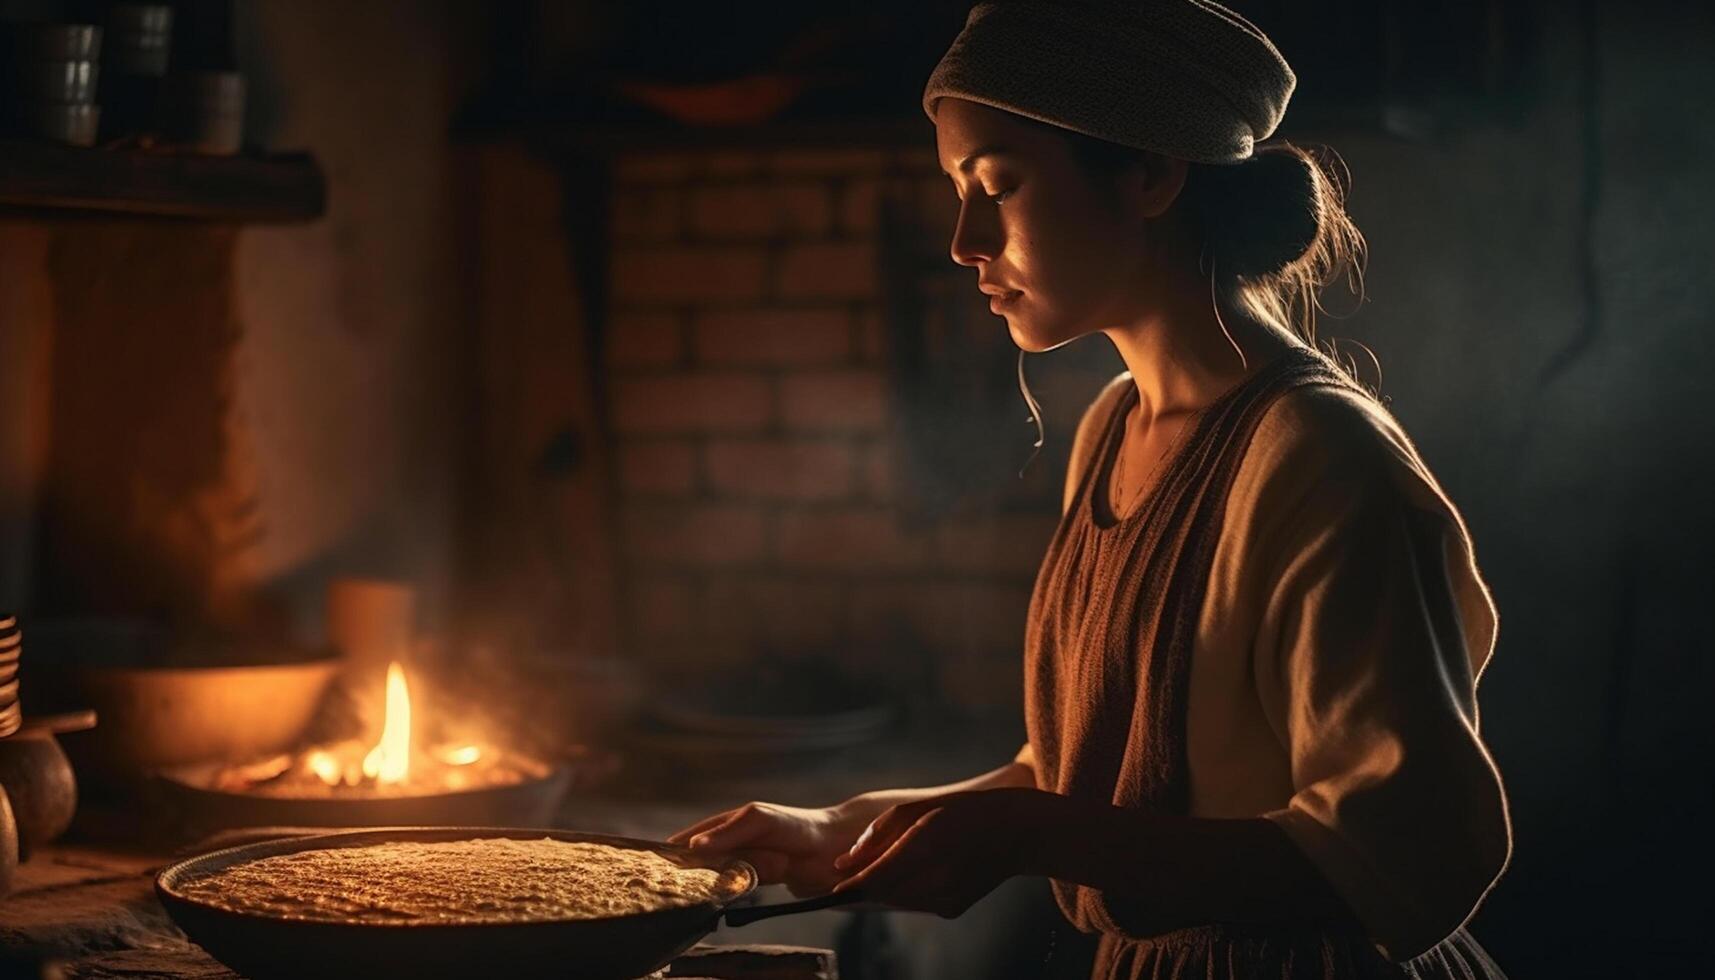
[361, 662, 413, 784]
[289, 660, 485, 790]
[210, 659, 529, 799]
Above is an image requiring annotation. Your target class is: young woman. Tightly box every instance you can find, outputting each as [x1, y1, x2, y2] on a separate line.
[671, 3, 1510, 977]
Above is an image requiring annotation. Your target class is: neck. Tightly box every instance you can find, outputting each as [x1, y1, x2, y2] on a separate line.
[1103, 279, 1295, 423]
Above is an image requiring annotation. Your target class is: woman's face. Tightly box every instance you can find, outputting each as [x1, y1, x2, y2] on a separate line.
[933, 98, 1182, 352]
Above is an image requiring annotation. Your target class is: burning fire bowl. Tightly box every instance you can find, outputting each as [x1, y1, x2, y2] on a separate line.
[156, 761, 574, 831]
[154, 663, 577, 832]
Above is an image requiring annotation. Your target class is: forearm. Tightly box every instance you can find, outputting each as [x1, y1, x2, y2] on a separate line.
[1030, 801, 1356, 933]
[837, 760, 1035, 822]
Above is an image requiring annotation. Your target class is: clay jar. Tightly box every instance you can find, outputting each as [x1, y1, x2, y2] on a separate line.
[0, 732, 76, 860]
[0, 785, 17, 895]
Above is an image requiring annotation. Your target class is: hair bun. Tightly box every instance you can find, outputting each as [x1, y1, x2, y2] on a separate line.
[1190, 146, 1324, 280]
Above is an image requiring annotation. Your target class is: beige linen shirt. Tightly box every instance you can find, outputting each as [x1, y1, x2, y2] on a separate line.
[1018, 372, 1511, 961]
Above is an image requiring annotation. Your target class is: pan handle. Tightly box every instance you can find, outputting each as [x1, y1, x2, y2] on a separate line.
[721, 889, 865, 928]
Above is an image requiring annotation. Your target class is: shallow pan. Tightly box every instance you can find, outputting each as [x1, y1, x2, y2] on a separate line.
[157, 826, 856, 980]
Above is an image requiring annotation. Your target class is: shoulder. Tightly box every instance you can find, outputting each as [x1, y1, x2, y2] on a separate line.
[1220, 376, 1499, 673]
[1077, 372, 1131, 456]
[1243, 380, 1446, 515]
[1225, 377, 1489, 598]
[1063, 373, 1132, 511]
[1079, 372, 1133, 435]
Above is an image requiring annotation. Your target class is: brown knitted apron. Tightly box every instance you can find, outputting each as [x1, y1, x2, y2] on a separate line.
[1022, 348, 1499, 979]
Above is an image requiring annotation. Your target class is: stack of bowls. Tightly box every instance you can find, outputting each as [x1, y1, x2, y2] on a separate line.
[0, 615, 21, 738]
[100, 3, 171, 140]
[104, 4, 171, 76]
[7, 23, 102, 146]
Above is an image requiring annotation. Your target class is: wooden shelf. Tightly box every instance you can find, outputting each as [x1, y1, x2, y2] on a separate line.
[0, 140, 326, 223]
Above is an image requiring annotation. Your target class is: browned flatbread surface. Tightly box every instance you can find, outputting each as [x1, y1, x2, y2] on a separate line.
[177, 838, 730, 924]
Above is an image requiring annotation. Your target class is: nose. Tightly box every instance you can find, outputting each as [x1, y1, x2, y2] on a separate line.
[948, 196, 999, 268]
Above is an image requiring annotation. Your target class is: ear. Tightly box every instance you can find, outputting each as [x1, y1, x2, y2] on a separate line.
[1116, 153, 1188, 220]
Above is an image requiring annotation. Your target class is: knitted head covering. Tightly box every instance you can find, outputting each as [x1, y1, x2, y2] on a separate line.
[923, 0, 1295, 164]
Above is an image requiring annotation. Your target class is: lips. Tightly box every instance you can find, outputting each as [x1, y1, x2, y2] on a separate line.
[978, 276, 1021, 314]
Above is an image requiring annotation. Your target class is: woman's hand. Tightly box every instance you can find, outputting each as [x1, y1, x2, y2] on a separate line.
[668, 799, 875, 897]
[829, 788, 1069, 918]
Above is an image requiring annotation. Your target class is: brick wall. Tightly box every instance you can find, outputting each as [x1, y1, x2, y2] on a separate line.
[601, 143, 1111, 717]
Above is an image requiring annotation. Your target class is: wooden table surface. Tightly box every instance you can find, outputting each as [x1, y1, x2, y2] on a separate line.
[0, 844, 835, 979]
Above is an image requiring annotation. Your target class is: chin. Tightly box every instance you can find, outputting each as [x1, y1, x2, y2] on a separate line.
[1004, 310, 1083, 354]
[1007, 322, 1056, 353]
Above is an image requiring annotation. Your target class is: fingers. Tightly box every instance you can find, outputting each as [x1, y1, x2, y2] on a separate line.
[668, 807, 749, 848]
[832, 823, 985, 919]
[832, 812, 931, 894]
[834, 798, 938, 873]
[691, 810, 762, 850]
[668, 810, 742, 846]
[832, 809, 894, 871]
[781, 860, 845, 898]
[678, 802, 803, 854]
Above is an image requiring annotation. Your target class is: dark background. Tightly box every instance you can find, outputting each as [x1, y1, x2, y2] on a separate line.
[0, 1, 1709, 977]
